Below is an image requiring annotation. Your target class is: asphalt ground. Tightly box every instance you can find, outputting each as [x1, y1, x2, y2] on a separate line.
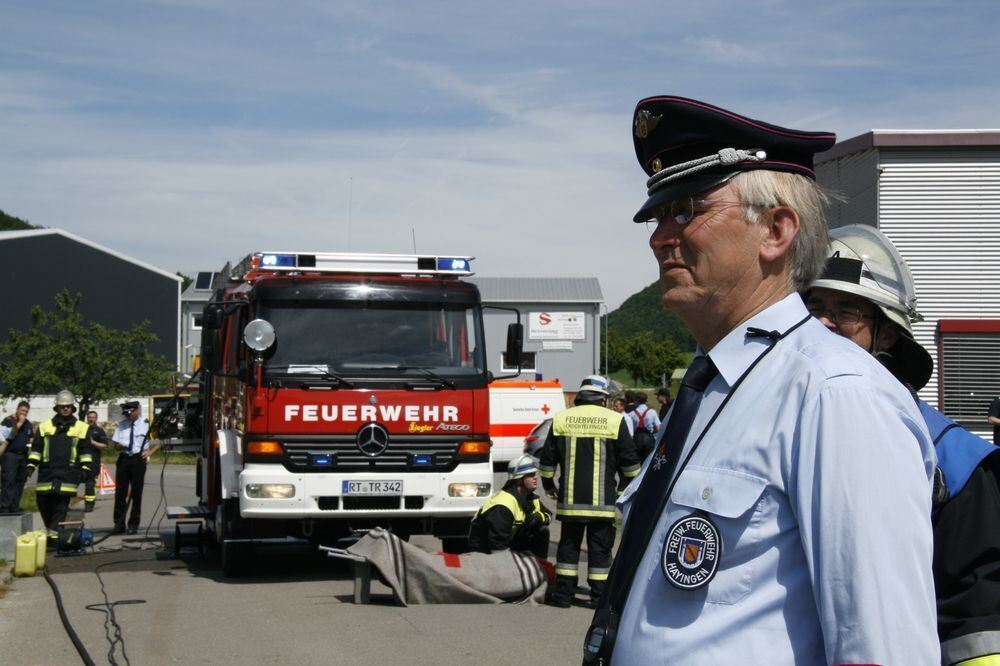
[2, 463, 598, 665]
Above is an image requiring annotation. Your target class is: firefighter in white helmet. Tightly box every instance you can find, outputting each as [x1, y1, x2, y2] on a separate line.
[467, 454, 552, 558]
[806, 224, 1000, 665]
[26, 390, 94, 542]
[539, 374, 640, 609]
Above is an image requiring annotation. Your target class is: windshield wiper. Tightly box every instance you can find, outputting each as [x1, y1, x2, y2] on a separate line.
[265, 365, 354, 388]
[399, 366, 457, 390]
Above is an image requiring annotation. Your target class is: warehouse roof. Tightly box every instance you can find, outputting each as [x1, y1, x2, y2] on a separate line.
[0, 228, 182, 282]
[817, 129, 1000, 163]
[469, 277, 603, 304]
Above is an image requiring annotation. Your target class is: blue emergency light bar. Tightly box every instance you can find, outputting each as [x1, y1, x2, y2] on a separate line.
[239, 251, 475, 278]
[412, 454, 433, 466]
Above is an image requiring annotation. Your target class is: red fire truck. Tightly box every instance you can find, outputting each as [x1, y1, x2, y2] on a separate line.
[197, 251, 522, 575]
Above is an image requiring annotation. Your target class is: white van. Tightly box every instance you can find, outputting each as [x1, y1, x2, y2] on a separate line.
[489, 380, 566, 464]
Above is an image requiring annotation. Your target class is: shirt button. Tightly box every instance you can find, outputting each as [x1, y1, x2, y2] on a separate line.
[702, 487, 712, 500]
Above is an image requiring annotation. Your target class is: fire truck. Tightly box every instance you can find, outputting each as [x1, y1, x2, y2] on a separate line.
[197, 251, 522, 576]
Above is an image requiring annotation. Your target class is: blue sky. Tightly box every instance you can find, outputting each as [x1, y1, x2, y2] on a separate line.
[2, 0, 998, 308]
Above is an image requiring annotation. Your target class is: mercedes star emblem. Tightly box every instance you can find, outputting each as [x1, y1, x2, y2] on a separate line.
[356, 423, 390, 457]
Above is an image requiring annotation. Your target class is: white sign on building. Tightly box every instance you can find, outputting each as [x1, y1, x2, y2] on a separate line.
[528, 312, 585, 340]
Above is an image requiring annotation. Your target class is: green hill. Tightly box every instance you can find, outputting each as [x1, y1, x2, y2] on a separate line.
[604, 281, 695, 352]
[0, 209, 36, 231]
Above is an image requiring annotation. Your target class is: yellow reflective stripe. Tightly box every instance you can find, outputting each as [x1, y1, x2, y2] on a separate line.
[85, 494, 96, 501]
[28, 451, 42, 462]
[555, 567, 578, 577]
[557, 508, 616, 519]
[955, 657, 1000, 666]
[36, 483, 54, 492]
[474, 489, 526, 523]
[587, 572, 609, 581]
[43, 436, 49, 463]
[623, 468, 640, 478]
[593, 438, 600, 507]
[59, 483, 78, 493]
[567, 437, 576, 505]
[79, 454, 93, 463]
[539, 469, 555, 479]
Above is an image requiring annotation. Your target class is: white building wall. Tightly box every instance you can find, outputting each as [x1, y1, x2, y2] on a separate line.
[877, 148, 1000, 433]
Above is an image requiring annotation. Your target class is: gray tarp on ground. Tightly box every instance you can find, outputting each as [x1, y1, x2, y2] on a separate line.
[346, 528, 549, 606]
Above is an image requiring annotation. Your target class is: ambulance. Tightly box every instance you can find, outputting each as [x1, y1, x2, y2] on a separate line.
[488, 381, 565, 463]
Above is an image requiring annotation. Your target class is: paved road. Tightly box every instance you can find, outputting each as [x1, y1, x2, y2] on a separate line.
[2, 463, 596, 665]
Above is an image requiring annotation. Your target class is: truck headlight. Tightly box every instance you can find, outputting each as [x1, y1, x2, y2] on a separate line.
[448, 483, 491, 498]
[246, 483, 295, 499]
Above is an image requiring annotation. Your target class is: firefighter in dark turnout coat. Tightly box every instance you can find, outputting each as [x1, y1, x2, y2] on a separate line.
[539, 375, 641, 608]
[469, 454, 552, 558]
[807, 225, 1000, 665]
[26, 391, 94, 541]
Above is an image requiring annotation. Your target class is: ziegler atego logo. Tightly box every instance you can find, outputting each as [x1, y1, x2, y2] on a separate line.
[284, 404, 460, 423]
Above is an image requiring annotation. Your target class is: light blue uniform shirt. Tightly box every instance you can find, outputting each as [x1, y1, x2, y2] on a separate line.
[614, 293, 939, 665]
[112, 418, 150, 455]
[628, 404, 661, 434]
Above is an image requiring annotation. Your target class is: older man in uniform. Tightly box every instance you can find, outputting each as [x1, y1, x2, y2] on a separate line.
[583, 96, 938, 664]
[112, 401, 158, 534]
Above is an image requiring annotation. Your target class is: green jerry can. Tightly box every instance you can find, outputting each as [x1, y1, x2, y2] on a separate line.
[14, 533, 37, 577]
[32, 530, 47, 570]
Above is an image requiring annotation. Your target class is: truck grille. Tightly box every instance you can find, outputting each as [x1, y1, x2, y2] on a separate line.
[280, 435, 462, 473]
[316, 496, 426, 511]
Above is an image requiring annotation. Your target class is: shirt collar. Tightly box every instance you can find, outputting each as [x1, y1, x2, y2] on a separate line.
[702, 292, 810, 388]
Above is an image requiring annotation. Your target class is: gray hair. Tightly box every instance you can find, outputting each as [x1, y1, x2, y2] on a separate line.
[730, 170, 832, 291]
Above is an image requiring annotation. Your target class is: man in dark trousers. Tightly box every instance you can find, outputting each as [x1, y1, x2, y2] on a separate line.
[468, 454, 551, 558]
[0, 401, 33, 513]
[111, 401, 158, 534]
[539, 375, 640, 609]
[83, 410, 109, 512]
[26, 391, 93, 542]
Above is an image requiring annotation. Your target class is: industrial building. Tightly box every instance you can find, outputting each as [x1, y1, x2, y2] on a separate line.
[817, 131, 1000, 435]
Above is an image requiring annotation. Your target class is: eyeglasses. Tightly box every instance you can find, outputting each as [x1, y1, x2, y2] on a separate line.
[646, 198, 743, 231]
[806, 304, 875, 325]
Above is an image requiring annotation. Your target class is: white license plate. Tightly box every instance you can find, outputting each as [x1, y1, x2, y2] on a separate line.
[342, 480, 403, 496]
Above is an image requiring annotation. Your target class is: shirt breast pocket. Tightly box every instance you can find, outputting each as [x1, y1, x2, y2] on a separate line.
[669, 466, 768, 605]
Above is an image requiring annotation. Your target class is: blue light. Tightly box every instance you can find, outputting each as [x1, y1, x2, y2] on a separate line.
[261, 253, 296, 268]
[312, 454, 333, 466]
[412, 454, 432, 466]
[437, 257, 469, 272]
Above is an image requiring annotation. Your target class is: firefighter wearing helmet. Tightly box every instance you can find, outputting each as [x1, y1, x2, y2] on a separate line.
[26, 391, 94, 542]
[538, 375, 640, 608]
[468, 453, 551, 559]
[806, 224, 1000, 665]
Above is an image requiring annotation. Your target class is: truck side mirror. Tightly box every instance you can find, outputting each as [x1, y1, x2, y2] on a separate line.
[201, 330, 222, 373]
[202, 304, 223, 330]
[505, 323, 523, 369]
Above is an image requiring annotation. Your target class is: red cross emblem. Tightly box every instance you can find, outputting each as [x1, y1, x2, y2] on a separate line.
[541, 404, 550, 414]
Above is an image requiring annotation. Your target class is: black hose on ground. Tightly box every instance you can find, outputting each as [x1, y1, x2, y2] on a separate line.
[43, 566, 97, 666]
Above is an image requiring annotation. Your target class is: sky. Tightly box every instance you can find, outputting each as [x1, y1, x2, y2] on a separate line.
[2, 0, 999, 309]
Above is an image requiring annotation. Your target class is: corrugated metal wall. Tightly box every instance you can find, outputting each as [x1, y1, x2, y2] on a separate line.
[817, 149, 879, 229]
[878, 148, 1000, 434]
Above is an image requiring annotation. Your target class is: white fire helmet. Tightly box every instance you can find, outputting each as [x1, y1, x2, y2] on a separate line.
[577, 374, 611, 395]
[54, 390, 77, 410]
[809, 224, 933, 389]
[507, 454, 539, 480]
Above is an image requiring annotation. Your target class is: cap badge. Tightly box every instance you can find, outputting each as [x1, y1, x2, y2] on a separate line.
[635, 109, 662, 139]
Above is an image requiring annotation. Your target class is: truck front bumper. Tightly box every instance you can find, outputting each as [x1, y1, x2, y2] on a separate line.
[238, 462, 492, 519]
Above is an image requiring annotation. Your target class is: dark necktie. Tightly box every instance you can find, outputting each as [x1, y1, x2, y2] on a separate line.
[129, 422, 135, 454]
[604, 355, 719, 603]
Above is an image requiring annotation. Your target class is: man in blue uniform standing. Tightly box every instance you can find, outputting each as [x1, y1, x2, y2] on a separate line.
[112, 401, 157, 534]
[584, 96, 938, 664]
[806, 224, 1000, 665]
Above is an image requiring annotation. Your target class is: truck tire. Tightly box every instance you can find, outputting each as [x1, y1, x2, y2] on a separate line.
[219, 499, 253, 577]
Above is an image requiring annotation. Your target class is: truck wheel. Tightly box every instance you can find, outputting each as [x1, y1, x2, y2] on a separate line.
[441, 537, 470, 554]
[219, 499, 252, 577]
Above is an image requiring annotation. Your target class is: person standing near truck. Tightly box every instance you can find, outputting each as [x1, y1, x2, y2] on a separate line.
[83, 410, 109, 512]
[0, 401, 33, 513]
[539, 375, 640, 609]
[112, 401, 158, 534]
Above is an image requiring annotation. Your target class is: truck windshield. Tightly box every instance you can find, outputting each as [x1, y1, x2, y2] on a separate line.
[257, 300, 485, 379]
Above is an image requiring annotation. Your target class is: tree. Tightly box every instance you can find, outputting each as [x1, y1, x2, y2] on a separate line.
[617, 331, 684, 386]
[0, 290, 173, 413]
[0, 208, 36, 231]
[176, 272, 193, 291]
